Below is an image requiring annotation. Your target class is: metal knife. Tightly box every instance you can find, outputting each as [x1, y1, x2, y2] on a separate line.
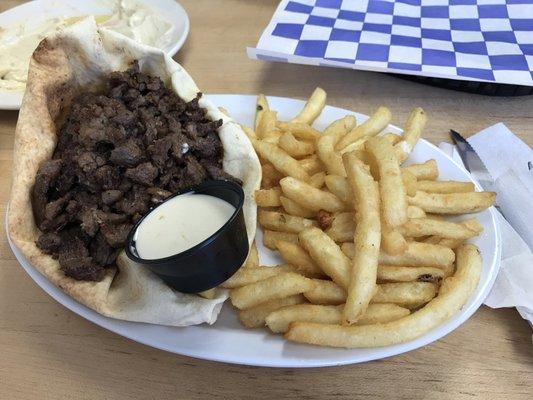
[450, 130, 495, 190]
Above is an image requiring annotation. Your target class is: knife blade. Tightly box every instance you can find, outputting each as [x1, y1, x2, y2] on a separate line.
[450, 130, 494, 190]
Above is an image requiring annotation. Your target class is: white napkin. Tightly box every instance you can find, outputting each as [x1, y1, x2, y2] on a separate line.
[438, 123, 533, 325]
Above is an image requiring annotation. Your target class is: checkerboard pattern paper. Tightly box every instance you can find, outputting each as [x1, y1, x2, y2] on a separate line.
[248, 0, 533, 86]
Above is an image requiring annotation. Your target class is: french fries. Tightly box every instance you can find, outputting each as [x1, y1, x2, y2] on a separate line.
[325, 212, 355, 242]
[276, 241, 326, 278]
[252, 139, 311, 182]
[299, 227, 352, 289]
[377, 265, 445, 283]
[304, 279, 347, 305]
[292, 87, 327, 124]
[366, 137, 408, 227]
[408, 191, 496, 214]
[299, 154, 324, 175]
[402, 160, 438, 180]
[285, 244, 481, 348]
[324, 175, 350, 203]
[280, 177, 345, 212]
[258, 210, 317, 233]
[394, 108, 427, 163]
[279, 196, 315, 218]
[238, 295, 305, 328]
[343, 153, 381, 324]
[278, 132, 315, 158]
[372, 282, 437, 308]
[255, 94, 270, 130]
[317, 116, 356, 176]
[262, 230, 298, 250]
[228, 89, 494, 349]
[336, 106, 391, 150]
[276, 121, 321, 141]
[220, 265, 292, 289]
[265, 303, 410, 333]
[401, 218, 480, 240]
[243, 242, 259, 269]
[230, 272, 314, 310]
[416, 180, 475, 194]
[255, 188, 282, 207]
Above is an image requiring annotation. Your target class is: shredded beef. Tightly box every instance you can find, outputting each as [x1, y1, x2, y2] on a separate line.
[32, 62, 238, 281]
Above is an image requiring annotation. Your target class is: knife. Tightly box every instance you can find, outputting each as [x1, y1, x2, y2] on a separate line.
[450, 129, 504, 216]
[450, 130, 495, 190]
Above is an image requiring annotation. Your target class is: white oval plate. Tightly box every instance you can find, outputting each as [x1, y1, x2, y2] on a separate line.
[0, 0, 189, 110]
[8, 95, 501, 367]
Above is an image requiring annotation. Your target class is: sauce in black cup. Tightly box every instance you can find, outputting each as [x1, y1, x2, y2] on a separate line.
[126, 180, 249, 293]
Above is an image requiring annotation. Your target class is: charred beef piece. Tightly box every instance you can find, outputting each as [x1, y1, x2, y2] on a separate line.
[31, 62, 240, 281]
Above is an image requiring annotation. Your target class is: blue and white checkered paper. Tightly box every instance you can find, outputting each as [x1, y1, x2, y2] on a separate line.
[248, 0, 533, 86]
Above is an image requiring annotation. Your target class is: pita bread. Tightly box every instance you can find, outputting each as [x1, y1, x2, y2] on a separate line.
[8, 18, 261, 326]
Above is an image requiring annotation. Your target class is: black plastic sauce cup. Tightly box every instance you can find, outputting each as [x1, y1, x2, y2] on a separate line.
[125, 180, 249, 294]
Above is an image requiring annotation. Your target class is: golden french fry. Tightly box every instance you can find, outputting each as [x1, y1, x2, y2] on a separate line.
[339, 137, 368, 155]
[309, 171, 326, 188]
[324, 175, 351, 204]
[278, 132, 315, 158]
[336, 106, 392, 150]
[408, 191, 496, 214]
[366, 136, 408, 227]
[279, 196, 315, 218]
[377, 265, 445, 283]
[416, 180, 475, 194]
[317, 116, 356, 176]
[436, 219, 483, 248]
[262, 230, 298, 250]
[255, 188, 282, 207]
[402, 170, 418, 197]
[238, 295, 305, 328]
[373, 282, 437, 308]
[394, 108, 427, 164]
[299, 227, 352, 290]
[276, 240, 326, 278]
[401, 218, 479, 239]
[285, 244, 482, 348]
[342, 152, 381, 324]
[255, 94, 270, 130]
[257, 110, 279, 140]
[240, 125, 257, 141]
[230, 272, 315, 310]
[304, 279, 347, 305]
[325, 212, 355, 242]
[379, 241, 455, 269]
[266, 302, 409, 333]
[221, 265, 292, 289]
[342, 241, 455, 269]
[299, 154, 324, 175]
[407, 205, 427, 219]
[382, 133, 402, 145]
[252, 139, 311, 182]
[280, 177, 345, 212]
[276, 122, 321, 141]
[243, 241, 259, 269]
[266, 304, 343, 333]
[292, 87, 327, 124]
[402, 160, 438, 180]
[261, 163, 283, 189]
[258, 210, 317, 233]
[381, 220, 408, 255]
[324, 115, 357, 136]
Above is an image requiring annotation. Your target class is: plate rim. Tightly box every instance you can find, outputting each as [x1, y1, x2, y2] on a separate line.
[6, 94, 502, 367]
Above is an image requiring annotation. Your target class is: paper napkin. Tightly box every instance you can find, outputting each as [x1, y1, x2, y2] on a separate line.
[249, 0, 533, 86]
[438, 123, 533, 325]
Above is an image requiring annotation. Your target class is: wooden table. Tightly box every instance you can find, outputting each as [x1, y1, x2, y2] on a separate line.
[1, 1, 532, 399]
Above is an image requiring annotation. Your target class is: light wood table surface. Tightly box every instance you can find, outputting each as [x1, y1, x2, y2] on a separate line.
[1, 1, 532, 399]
